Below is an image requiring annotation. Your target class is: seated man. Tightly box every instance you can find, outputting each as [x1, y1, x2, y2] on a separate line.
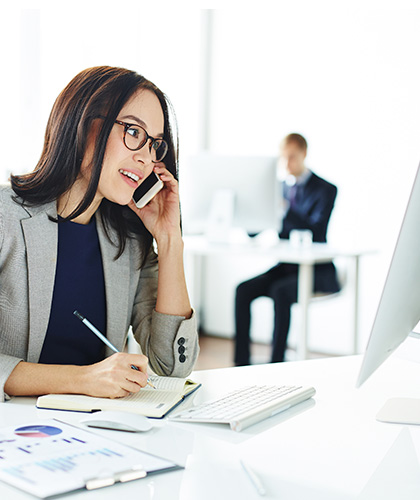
[234, 133, 340, 365]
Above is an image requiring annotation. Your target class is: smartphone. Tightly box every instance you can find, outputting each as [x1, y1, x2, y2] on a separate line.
[133, 172, 164, 209]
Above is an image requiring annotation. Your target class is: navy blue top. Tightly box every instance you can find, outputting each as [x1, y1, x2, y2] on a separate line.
[39, 217, 107, 365]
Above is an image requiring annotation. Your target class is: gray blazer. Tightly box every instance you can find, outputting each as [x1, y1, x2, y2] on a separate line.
[0, 185, 199, 402]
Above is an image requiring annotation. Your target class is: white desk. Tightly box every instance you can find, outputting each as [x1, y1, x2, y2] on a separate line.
[184, 235, 367, 359]
[2, 349, 420, 499]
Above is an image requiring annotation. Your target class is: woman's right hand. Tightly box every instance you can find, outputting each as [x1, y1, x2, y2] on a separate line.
[81, 352, 149, 398]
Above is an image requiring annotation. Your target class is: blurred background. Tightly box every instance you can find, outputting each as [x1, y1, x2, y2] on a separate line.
[2, 1, 420, 367]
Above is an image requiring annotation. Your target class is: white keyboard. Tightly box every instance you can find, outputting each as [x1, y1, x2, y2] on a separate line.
[170, 384, 316, 432]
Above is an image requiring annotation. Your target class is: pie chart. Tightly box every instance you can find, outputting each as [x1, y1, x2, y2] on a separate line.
[14, 425, 63, 438]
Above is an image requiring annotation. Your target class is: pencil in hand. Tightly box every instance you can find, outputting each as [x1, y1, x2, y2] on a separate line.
[73, 310, 157, 389]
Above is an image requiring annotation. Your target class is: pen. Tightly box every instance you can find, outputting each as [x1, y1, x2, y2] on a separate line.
[73, 310, 157, 390]
[240, 460, 266, 496]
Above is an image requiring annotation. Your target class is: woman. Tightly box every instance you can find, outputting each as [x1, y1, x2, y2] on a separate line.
[0, 66, 199, 402]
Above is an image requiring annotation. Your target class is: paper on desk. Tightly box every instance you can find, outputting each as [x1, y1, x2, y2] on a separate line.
[0, 419, 177, 498]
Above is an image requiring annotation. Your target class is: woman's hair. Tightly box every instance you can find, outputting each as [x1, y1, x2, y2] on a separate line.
[11, 66, 178, 259]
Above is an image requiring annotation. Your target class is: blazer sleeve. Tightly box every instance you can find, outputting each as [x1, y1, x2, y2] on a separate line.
[130, 245, 199, 378]
[0, 202, 25, 402]
[0, 355, 24, 402]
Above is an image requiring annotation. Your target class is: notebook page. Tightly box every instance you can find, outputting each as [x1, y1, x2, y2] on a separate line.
[145, 376, 189, 392]
[122, 389, 179, 411]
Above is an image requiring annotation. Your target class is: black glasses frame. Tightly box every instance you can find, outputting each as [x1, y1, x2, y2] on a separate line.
[114, 119, 168, 163]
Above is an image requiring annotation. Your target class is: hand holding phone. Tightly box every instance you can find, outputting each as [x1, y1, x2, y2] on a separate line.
[132, 172, 164, 209]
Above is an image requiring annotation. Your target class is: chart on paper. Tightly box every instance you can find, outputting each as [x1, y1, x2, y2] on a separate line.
[0, 420, 176, 498]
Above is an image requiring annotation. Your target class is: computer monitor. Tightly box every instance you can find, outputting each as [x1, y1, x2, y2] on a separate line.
[356, 162, 420, 422]
[180, 153, 279, 236]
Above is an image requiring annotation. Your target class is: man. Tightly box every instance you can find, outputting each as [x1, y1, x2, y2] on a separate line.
[234, 133, 340, 365]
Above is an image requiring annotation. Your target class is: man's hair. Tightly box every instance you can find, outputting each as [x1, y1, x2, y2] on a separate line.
[282, 133, 308, 152]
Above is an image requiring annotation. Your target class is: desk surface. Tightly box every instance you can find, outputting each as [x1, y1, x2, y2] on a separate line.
[184, 234, 368, 264]
[2, 349, 420, 499]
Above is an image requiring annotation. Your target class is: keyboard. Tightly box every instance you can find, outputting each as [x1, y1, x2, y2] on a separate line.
[170, 384, 316, 432]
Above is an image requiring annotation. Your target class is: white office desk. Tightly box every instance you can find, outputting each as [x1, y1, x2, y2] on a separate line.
[184, 235, 367, 359]
[2, 351, 420, 499]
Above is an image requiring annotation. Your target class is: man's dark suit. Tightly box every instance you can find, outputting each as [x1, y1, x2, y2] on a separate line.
[234, 171, 340, 365]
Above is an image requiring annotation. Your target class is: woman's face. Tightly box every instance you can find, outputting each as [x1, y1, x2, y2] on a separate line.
[93, 89, 165, 206]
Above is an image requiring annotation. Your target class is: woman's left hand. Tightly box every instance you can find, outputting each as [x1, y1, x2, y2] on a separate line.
[128, 163, 181, 241]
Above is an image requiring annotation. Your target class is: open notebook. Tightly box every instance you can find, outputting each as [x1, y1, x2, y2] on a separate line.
[36, 376, 201, 418]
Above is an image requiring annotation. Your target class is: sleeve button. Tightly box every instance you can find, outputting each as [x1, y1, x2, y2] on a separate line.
[179, 354, 186, 363]
[177, 337, 186, 346]
[178, 345, 186, 354]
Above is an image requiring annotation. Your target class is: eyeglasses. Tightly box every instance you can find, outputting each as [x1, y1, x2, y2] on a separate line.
[114, 120, 168, 163]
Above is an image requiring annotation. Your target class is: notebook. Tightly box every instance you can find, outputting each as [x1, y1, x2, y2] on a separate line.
[36, 376, 201, 418]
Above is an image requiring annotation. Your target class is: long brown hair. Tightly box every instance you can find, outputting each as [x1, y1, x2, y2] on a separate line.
[11, 66, 178, 259]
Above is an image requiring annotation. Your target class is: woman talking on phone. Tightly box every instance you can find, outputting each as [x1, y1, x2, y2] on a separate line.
[0, 66, 199, 402]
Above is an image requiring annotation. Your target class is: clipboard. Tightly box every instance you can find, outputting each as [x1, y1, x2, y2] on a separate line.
[0, 419, 180, 498]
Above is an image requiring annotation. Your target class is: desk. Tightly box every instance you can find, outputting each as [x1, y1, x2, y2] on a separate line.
[184, 235, 367, 359]
[2, 350, 420, 499]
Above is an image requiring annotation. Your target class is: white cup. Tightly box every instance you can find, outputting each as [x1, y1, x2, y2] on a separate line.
[289, 229, 313, 248]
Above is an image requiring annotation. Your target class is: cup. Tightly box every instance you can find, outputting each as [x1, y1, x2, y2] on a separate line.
[289, 229, 313, 248]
